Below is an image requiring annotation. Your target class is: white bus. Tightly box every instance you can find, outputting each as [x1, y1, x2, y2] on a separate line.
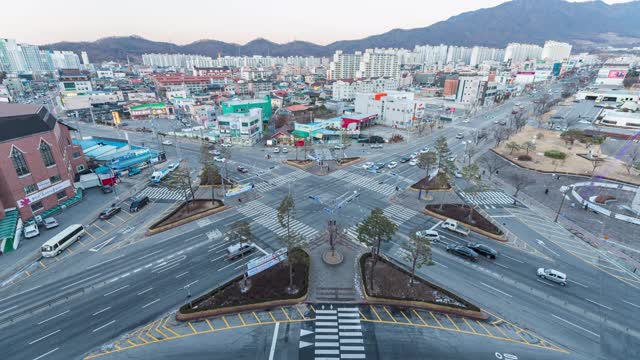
[41, 224, 85, 257]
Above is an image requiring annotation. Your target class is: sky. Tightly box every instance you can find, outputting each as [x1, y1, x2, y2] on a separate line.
[0, 0, 634, 45]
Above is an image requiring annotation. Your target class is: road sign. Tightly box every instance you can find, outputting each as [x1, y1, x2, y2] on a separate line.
[246, 248, 288, 278]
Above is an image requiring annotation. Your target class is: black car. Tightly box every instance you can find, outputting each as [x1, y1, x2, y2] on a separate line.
[467, 243, 498, 259]
[446, 245, 479, 261]
[100, 204, 122, 220]
[399, 157, 410, 163]
[357, 135, 385, 144]
[129, 195, 150, 212]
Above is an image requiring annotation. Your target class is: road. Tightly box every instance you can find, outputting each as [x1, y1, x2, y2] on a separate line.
[2, 72, 637, 360]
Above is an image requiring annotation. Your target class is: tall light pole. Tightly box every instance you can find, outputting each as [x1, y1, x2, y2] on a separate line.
[554, 187, 570, 223]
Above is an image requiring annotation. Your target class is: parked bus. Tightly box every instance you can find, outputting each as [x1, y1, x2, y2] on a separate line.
[41, 224, 85, 257]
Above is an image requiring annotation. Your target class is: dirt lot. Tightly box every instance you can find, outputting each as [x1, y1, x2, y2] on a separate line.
[426, 204, 502, 235]
[183, 249, 309, 312]
[494, 126, 640, 184]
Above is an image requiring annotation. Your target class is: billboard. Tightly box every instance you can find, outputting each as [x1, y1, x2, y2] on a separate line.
[608, 70, 627, 79]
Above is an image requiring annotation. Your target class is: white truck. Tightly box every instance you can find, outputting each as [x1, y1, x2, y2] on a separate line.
[74, 173, 101, 190]
[441, 218, 470, 236]
[150, 162, 180, 183]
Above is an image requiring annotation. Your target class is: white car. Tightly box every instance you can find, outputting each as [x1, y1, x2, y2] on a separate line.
[409, 159, 418, 166]
[370, 144, 383, 149]
[214, 156, 226, 163]
[410, 152, 418, 159]
[281, 147, 289, 153]
[161, 140, 173, 146]
[537, 268, 567, 286]
[387, 161, 398, 169]
[419, 147, 430, 154]
[221, 143, 232, 148]
[273, 147, 280, 153]
[455, 133, 464, 139]
[363, 162, 374, 169]
[23, 223, 40, 238]
[462, 119, 470, 123]
[334, 144, 345, 150]
[43, 217, 59, 230]
[209, 149, 221, 156]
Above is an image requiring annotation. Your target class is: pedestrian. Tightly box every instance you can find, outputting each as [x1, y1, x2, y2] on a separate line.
[496, 170, 499, 175]
[238, 198, 242, 203]
[545, 188, 549, 195]
[395, 186, 399, 192]
[482, 170, 486, 175]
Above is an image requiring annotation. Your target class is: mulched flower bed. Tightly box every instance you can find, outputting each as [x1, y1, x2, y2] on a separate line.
[199, 173, 235, 186]
[336, 157, 361, 165]
[411, 172, 451, 190]
[426, 204, 503, 235]
[595, 194, 616, 204]
[150, 199, 224, 230]
[360, 254, 476, 310]
[287, 159, 314, 165]
[181, 249, 309, 314]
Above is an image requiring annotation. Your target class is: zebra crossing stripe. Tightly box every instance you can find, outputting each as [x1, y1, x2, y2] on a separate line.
[236, 201, 318, 241]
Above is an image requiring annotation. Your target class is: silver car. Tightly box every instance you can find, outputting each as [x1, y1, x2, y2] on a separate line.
[537, 268, 567, 286]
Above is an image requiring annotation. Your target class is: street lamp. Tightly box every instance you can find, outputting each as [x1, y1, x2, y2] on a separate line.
[554, 186, 570, 223]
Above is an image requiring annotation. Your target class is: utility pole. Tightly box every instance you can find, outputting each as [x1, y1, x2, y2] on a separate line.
[554, 188, 569, 223]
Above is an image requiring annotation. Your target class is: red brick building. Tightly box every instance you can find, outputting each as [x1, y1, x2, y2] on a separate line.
[443, 79, 459, 97]
[0, 104, 87, 220]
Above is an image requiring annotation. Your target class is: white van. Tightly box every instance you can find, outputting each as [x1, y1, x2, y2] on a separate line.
[415, 230, 441, 242]
[225, 243, 255, 260]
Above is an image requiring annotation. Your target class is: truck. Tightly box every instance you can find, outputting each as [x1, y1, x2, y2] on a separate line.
[150, 162, 180, 183]
[74, 173, 101, 190]
[441, 218, 470, 236]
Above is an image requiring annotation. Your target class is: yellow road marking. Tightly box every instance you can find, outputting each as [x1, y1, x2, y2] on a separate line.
[39, 260, 46, 268]
[359, 311, 369, 321]
[205, 319, 214, 331]
[430, 312, 444, 328]
[281, 307, 291, 321]
[476, 320, 494, 336]
[93, 223, 107, 233]
[127, 339, 137, 347]
[77, 239, 85, 247]
[412, 310, 429, 327]
[383, 307, 397, 323]
[463, 318, 477, 334]
[84, 231, 96, 240]
[252, 312, 261, 323]
[103, 219, 115, 227]
[492, 319, 503, 326]
[492, 323, 511, 339]
[268, 312, 276, 323]
[67, 247, 74, 254]
[188, 322, 198, 334]
[400, 311, 412, 324]
[310, 305, 316, 313]
[114, 214, 127, 222]
[370, 306, 382, 321]
[162, 318, 181, 337]
[445, 314, 460, 331]
[155, 319, 170, 339]
[223, 316, 231, 328]
[297, 307, 307, 320]
[237, 314, 246, 326]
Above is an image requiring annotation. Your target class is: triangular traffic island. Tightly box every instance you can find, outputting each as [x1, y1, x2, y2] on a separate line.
[146, 199, 226, 236]
[359, 253, 488, 320]
[425, 204, 506, 241]
[176, 248, 309, 321]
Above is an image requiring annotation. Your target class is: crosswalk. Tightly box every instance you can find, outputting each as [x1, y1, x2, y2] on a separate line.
[236, 201, 319, 240]
[459, 191, 514, 208]
[343, 204, 419, 246]
[137, 186, 186, 201]
[328, 170, 396, 196]
[313, 307, 365, 359]
[254, 170, 311, 192]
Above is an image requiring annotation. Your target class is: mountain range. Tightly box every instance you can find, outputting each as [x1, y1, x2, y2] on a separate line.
[43, 0, 640, 63]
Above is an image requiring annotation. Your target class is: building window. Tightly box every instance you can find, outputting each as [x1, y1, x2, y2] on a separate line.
[50, 175, 61, 184]
[24, 184, 37, 194]
[11, 147, 30, 177]
[30, 201, 44, 212]
[56, 191, 67, 200]
[39, 141, 56, 167]
[76, 164, 86, 172]
[72, 151, 81, 158]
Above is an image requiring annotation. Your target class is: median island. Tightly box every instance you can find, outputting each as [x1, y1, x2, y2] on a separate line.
[177, 248, 309, 321]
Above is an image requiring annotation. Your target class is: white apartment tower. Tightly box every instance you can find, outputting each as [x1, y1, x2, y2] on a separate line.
[541, 41, 572, 62]
[329, 50, 362, 80]
[470, 47, 505, 66]
[504, 43, 543, 64]
[356, 49, 400, 79]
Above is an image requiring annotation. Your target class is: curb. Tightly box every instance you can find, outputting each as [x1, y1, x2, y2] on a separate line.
[285, 160, 314, 169]
[423, 208, 507, 242]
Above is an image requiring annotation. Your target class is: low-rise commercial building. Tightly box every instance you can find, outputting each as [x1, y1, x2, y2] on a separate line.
[221, 97, 272, 122]
[354, 91, 425, 129]
[211, 108, 263, 146]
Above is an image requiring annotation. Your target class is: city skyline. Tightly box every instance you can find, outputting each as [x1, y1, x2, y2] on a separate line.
[0, 0, 633, 46]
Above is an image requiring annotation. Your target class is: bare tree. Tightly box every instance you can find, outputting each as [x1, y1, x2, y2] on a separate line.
[404, 231, 432, 287]
[623, 148, 640, 176]
[464, 143, 476, 166]
[512, 111, 526, 131]
[493, 127, 510, 147]
[479, 155, 508, 178]
[590, 158, 604, 176]
[165, 166, 196, 210]
[506, 172, 535, 198]
[506, 141, 521, 155]
[522, 141, 536, 155]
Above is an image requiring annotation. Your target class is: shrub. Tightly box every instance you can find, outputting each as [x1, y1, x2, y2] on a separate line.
[544, 150, 567, 160]
[517, 154, 532, 161]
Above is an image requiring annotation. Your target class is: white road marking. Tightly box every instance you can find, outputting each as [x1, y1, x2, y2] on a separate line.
[175, 271, 189, 279]
[0, 305, 18, 314]
[0, 285, 41, 302]
[103, 285, 130, 296]
[268, 322, 280, 360]
[316, 328, 338, 333]
[92, 320, 116, 332]
[137, 288, 153, 295]
[585, 298, 613, 311]
[60, 273, 103, 290]
[480, 282, 512, 298]
[142, 298, 161, 308]
[341, 346, 365, 351]
[341, 354, 366, 359]
[137, 249, 163, 260]
[253, 243, 269, 255]
[315, 342, 339, 347]
[316, 322, 338, 326]
[32, 348, 59, 360]
[37, 310, 69, 324]
[86, 255, 124, 269]
[338, 325, 361, 330]
[500, 254, 523, 263]
[494, 262, 509, 269]
[28, 329, 61, 344]
[315, 335, 338, 340]
[433, 260, 449, 268]
[184, 280, 199, 288]
[551, 314, 600, 338]
[316, 316, 337, 320]
[92, 307, 111, 316]
[340, 338, 364, 343]
[536, 279, 555, 287]
[622, 300, 640, 309]
[569, 279, 589, 288]
[339, 332, 362, 337]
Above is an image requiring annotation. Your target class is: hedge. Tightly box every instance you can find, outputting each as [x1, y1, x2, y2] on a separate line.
[544, 150, 567, 160]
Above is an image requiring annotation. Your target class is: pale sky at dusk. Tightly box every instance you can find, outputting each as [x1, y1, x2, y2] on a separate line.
[0, 0, 634, 45]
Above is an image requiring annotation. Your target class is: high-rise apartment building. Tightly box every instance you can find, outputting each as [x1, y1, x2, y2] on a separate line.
[470, 46, 505, 66]
[541, 41, 572, 62]
[329, 50, 362, 80]
[504, 43, 543, 64]
[356, 49, 400, 79]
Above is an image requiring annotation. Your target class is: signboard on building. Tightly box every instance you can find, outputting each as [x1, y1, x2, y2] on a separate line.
[608, 70, 627, 79]
[37, 179, 51, 190]
[246, 248, 288, 277]
[17, 180, 71, 208]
